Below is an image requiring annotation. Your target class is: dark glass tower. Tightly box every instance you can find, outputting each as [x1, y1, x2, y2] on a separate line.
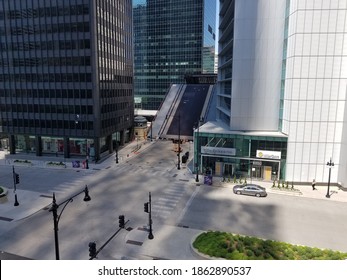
[133, 0, 217, 110]
[0, 0, 134, 160]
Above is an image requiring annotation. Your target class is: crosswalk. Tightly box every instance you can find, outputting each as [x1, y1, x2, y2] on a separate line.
[111, 162, 176, 179]
[111, 161, 191, 222]
[151, 184, 186, 220]
[47, 178, 88, 197]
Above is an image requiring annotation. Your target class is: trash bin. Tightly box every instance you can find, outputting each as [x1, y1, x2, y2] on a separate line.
[182, 155, 187, 163]
[185, 151, 189, 159]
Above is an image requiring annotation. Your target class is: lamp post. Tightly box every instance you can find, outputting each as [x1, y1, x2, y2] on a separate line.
[326, 158, 334, 198]
[194, 118, 203, 182]
[144, 192, 154, 239]
[49, 185, 91, 260]
[195, 121, 200, 182]
[177, 114, 181, 170]
[148, 192, 154, 239]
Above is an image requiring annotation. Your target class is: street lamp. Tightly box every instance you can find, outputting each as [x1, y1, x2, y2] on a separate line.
[326, 158, 334, 198]
[49, 185, 91, 260]
[194, 118, 202, 182]
[144, 192, 154, 239]
[177, 114, 181, 170]
[148, 192, 154, 239]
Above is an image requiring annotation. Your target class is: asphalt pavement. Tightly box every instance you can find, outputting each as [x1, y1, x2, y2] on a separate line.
[1, 139, 347, 260]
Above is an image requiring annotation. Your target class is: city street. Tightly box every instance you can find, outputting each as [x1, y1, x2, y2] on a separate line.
[180, 185, 347, 252]
[0, 140, 347, 260]
[0, 140, 197, 259]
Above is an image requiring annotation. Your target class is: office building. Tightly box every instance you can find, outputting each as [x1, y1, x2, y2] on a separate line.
[0, 0, 134, 160]
[133, 0, 217, 110]
[195, 0, 347, 186]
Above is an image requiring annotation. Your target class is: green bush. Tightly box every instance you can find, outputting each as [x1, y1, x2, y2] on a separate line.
[14, 159, 31, 164]
[47, 161, 66, 167]
[193, 231, 347, 260]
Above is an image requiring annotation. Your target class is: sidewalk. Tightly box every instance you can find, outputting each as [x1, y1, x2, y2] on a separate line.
[0, 139, 155, 222]
[213, 178, 347, 203]
[112, 224, 204, 260]
[0, 139, 154, 172]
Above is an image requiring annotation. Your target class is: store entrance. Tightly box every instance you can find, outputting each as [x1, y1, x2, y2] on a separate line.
[224, 163, 234, 177]
[251, 166, 262, 179]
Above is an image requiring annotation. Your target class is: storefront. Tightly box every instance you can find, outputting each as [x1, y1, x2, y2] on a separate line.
[8, 128, 131, 160]
[14, 135, 94, 157]
[194, 122, 288, 181]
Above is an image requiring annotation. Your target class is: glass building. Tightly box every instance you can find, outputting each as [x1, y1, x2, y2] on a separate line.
[195, 0, 347, 187]
[0, 0, 134, 160]
[133, 0, 217, 110]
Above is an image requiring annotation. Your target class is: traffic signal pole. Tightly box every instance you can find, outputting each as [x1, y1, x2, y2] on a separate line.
[12, 166, 19, 206]
[89, 216, 129, 260]
[148, 192, 154, 239]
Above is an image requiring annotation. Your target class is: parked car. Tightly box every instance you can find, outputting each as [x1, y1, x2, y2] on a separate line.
[233, 184, 267, 197]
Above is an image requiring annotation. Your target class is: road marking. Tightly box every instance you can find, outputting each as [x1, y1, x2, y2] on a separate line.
[152, 204, 174, 210]
[176, 185, 200, 225]
[126, 240, 143, 246]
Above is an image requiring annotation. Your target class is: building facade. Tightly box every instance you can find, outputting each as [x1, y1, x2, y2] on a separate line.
[133, 0, 217, 110]
[0, 0, 134, 160]
[195, 0, 347, 186]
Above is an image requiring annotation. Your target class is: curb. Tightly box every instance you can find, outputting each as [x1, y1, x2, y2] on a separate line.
[0, 186, 9, 198]
[189, 231, 225, 260]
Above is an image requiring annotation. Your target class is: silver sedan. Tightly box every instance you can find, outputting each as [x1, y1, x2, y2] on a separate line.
[233, 184, 267, 197]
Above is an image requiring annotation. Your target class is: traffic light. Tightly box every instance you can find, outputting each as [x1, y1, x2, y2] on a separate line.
[89, 242, 96, 258]
[119, 215, 125, 228]
[15, 173, 20, 184]
[144, 202, 149, 213]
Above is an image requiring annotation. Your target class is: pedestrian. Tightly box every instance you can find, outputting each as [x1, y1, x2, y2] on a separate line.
[312, 179, 317, 190]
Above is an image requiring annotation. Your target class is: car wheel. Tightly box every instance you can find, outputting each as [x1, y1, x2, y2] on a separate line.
[255, 193, 261, 197]
[236, 191, 241, 195]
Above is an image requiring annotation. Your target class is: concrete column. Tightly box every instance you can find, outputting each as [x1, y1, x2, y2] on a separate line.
[64, 137, 70, 158]
[107, 135, 113, 153]
[93, 137, 100, 162]
[35, 136, 42, 156]
[8, 135, 15, 154]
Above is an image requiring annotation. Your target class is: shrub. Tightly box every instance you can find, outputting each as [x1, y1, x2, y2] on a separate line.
[14, 159, 31, 164]
[193, 231, 347, 260]
[254, 248, 263, 258]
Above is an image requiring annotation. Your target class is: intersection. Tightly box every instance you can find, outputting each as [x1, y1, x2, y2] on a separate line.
[0, 139, 347, 260]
